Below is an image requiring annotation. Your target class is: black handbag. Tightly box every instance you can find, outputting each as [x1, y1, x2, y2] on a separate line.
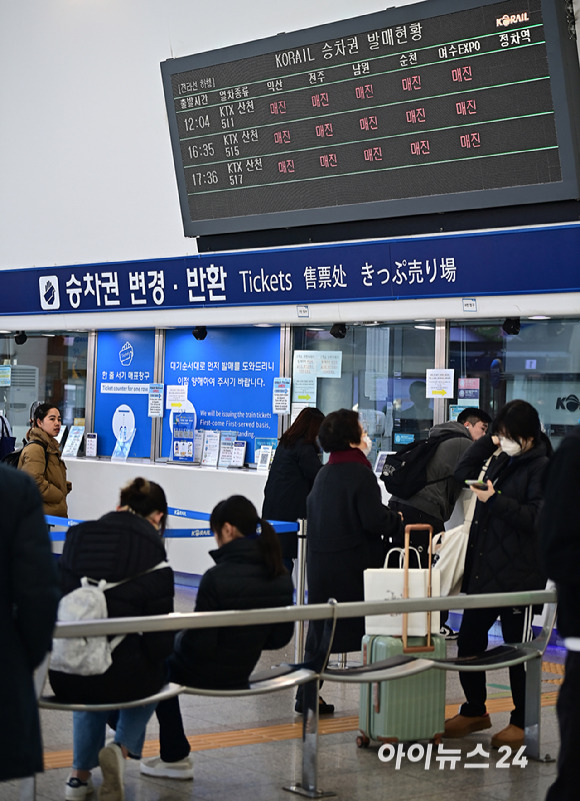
[0, 416, 16, 461]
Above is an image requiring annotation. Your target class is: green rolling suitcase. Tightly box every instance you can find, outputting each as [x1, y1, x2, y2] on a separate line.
[358, 632, 446, 746]
[358, 524, 446, 746]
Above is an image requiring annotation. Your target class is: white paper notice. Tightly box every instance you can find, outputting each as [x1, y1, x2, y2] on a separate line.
[166, 384, 188, 410]
[426, 369, 455, 399]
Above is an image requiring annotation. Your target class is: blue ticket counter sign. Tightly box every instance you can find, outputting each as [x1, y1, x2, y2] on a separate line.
[163, 327, 280, 462]
[94, 330, 156, 458]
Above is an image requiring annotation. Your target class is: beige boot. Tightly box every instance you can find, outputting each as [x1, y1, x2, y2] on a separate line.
[444, 713, 492, 738]
[491, 724, 524, 749]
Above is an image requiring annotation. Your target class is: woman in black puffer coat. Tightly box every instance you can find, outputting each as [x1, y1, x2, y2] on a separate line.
[49, 478, 174, 801]
[262, 407, 324, 570]
[444, 400, 552, 750]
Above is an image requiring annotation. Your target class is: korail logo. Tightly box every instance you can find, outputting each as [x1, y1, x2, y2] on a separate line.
[39, 276, 61, 310]
[496, 12, 530, 27]
[119, 341, 134, 366]
[556, 394, 580, 412]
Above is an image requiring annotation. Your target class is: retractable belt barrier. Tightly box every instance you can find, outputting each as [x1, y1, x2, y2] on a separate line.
[45, 512, 299, 540]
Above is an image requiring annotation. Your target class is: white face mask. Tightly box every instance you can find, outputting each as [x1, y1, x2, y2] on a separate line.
[499, 436, 522, 457]
[362, 435, 373, 457]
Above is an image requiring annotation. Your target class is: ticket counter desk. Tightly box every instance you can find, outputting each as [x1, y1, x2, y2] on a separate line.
[61, 458, 269, 579]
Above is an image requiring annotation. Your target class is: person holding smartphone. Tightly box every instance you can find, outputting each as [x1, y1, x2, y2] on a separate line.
[444, 399, 552, 749]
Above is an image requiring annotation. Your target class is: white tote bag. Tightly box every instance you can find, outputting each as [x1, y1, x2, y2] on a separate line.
[364, 547, 440, 637]
[432, 455, 492, 596]
[431, 521, 471, 597]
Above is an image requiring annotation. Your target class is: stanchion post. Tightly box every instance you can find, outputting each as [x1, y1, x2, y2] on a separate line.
[294, 519, 307, 663]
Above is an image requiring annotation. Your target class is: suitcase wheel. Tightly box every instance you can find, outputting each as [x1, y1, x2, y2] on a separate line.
[356, 734, 370, 748]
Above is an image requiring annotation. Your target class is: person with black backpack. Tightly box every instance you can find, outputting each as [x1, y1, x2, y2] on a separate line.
[385, 408, 491, 637]
[18, 402, 71, 517]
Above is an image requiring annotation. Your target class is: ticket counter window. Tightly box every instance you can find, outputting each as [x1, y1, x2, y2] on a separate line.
[449, 318, 580, 448]
[0, 333, 88, 445]
[292, 323, 435, 461]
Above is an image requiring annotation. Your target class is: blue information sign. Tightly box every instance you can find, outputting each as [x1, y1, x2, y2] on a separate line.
[94, 330, 156, 458]
[163, 327, 280, 462]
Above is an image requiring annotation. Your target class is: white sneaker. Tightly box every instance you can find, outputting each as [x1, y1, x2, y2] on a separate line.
[98, 743, 125, 801]
[65, 775, 94, 800]
[440, 624, 458, 640]
[140, 755, 194, 780]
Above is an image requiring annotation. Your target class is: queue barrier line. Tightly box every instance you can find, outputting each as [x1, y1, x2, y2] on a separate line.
[29, 588, 557, 801]
[46, 513, 299, 540]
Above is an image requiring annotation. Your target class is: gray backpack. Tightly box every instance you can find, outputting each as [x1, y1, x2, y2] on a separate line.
[50, 562, 169, 676]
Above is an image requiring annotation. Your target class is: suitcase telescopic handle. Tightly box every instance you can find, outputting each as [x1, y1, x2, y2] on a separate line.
[402, 524, 435, 654]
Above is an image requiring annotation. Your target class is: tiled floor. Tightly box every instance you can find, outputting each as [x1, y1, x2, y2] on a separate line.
[2, 586, 564, 801]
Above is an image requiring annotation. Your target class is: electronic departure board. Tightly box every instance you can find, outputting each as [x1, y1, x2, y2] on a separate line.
[160, 0, 580, 237]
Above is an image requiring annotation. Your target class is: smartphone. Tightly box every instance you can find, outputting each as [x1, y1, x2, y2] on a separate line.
[465, 479, 488, 490]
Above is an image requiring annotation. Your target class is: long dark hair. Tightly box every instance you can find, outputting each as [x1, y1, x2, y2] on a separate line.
[210, 495, 286, 577]
[280, 407, 324, 448]
[119, 477, 168, 533]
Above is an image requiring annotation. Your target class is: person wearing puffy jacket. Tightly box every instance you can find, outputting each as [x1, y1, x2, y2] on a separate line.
[49, 477, 174, 801]
[18, 402, 71, 517]
[140, 495, 293, 782]
[444, 400, 551, 750]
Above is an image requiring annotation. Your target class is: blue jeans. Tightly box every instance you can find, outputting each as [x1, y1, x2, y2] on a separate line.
[72, 703, 157, 771]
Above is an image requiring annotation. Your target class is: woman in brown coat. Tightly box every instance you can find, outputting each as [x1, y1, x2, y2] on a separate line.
[19, 403, 71, 517]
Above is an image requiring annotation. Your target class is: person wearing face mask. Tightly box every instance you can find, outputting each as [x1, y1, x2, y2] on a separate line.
[388, 407, 492, 638]
[444, 399, 552, 749]
[18, 401, 71, 517]
[295, 409, 403, 714]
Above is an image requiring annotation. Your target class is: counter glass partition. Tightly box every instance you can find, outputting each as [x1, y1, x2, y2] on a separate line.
[449, 317, 580, 449]
[0, 332, 88, 446]
[292, 323, 436, 464]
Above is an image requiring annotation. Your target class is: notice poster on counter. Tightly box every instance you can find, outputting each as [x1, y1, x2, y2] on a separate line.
[230, 440, 247, 468]
[172, 412, 195, 462]
[62, 426, 85, 458]
[218, 432, 237, 467]
[85, 433, 98, 458]
[201, 431, 221, 467]
[256, 445, 272, 472]
[193, 430, 204, 464]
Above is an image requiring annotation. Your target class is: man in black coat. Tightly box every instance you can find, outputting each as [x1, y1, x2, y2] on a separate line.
[541, 426, 580, 801]
[0, 463, 60, 783]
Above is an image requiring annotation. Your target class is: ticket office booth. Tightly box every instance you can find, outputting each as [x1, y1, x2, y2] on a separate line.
[2, 225, 580, 574]
[2, 309, 580, 568]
